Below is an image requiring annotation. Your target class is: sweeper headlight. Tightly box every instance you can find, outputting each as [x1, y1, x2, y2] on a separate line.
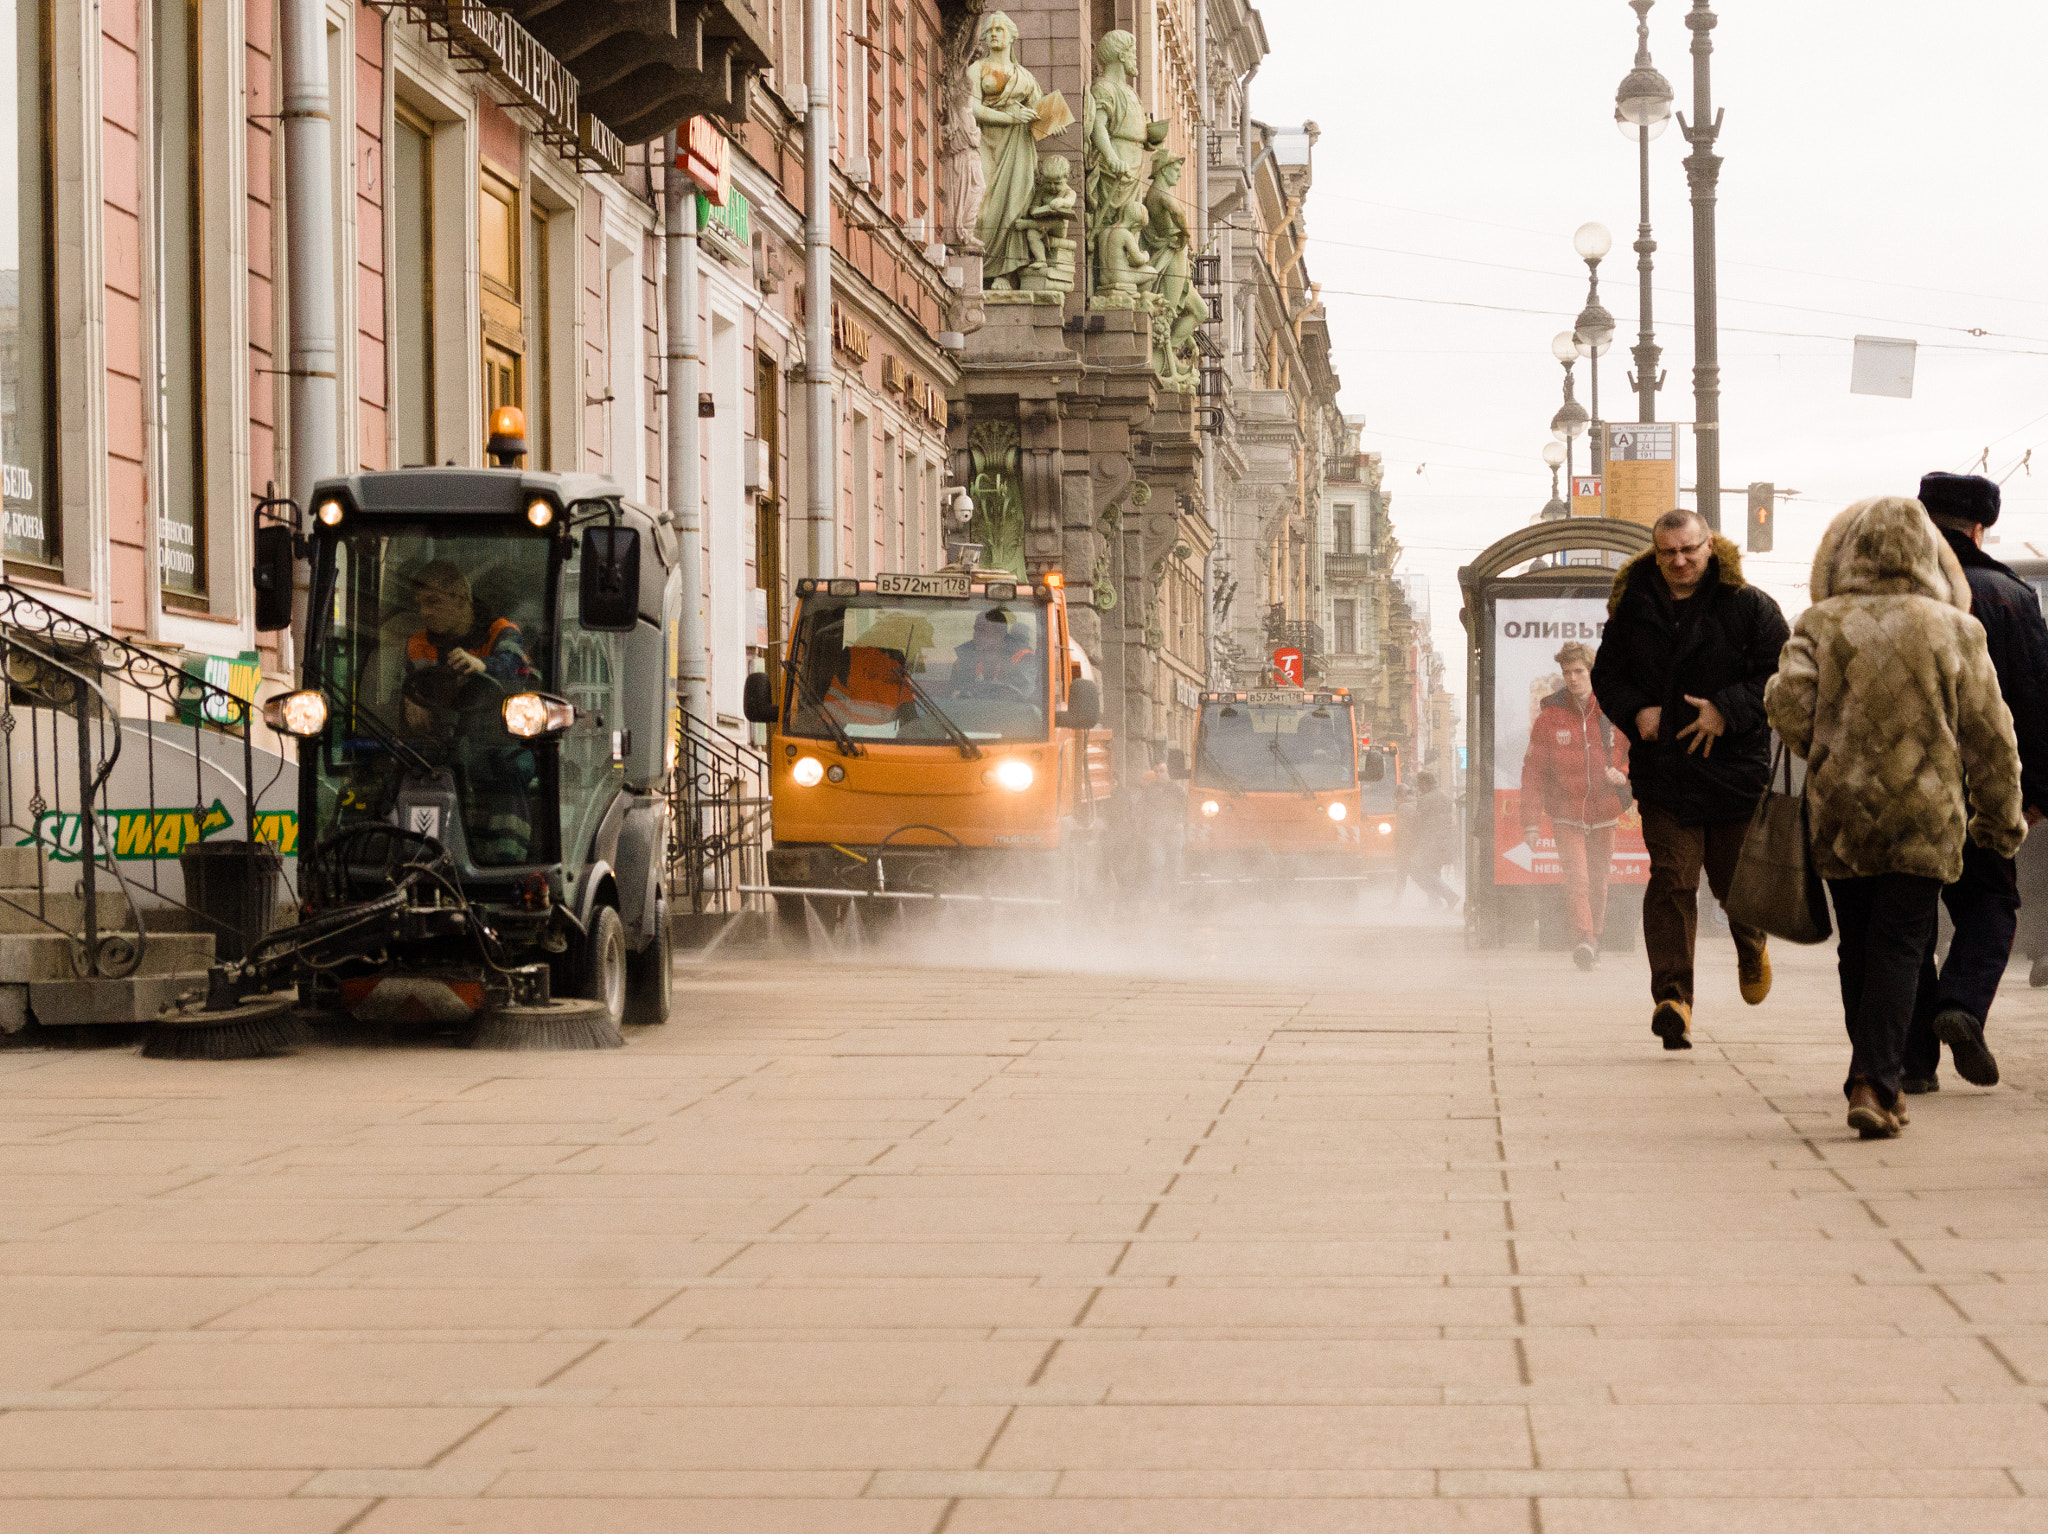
[986, 758, 1034, 792]
[1327, 801, 1348, 822]
[1200, 799, 1221, 817]
[502, 692, 576, 739]
[1377, 820, 1394, 835]
[792, 756, 826, 787]
[262, 689, 328, 738]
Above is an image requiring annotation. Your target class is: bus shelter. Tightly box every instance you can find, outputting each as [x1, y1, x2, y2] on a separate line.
[1457, 519, 1655, 949]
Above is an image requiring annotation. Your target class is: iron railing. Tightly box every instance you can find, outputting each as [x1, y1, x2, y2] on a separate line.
[668, 708, 771, 915]
[0, 582, 286, 977]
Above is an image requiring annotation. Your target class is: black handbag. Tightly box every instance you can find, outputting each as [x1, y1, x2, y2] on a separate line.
[1726, 743, 1832, 944]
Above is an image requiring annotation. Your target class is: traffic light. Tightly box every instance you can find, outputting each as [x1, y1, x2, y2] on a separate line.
[1747, 481, 1775, 553]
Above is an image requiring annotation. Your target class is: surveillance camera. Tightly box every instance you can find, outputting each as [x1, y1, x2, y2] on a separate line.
[946, 488, 976, 526]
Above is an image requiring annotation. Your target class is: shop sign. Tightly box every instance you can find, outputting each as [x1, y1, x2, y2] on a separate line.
[433, 2, 622, 175]
[24, 802, 300, 862]
[698, 187, 752, 265]
[679, 116, 730, 205]
[176, 649, 261, 730]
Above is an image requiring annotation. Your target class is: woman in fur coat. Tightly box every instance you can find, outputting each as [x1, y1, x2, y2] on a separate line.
[1765, 496, 2024, 1139]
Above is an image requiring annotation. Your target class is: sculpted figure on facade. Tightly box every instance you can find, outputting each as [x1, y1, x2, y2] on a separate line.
[1083, 29, 1166, 303]
[1141, 153, 1205, 391]
[940, 87, 985, 252]
[969, 12, 1045, 291]
[966, 420, 1028, 578]
[1014, 155, 1078, 294]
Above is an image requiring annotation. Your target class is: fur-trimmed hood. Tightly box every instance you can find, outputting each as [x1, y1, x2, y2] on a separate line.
[1608, 533, 1747, 616]
[1809, 495, 1971, 609]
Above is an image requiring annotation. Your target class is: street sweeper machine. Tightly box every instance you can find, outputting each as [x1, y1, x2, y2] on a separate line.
[157, 448, 680, 1054]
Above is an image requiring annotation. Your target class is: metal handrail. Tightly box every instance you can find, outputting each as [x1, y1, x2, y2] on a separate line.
[668, 708, 773, 915]
[0, 581, 275, 977]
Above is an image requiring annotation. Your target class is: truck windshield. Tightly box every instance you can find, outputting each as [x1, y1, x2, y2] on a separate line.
[307, 524, 559, 867]
[1195, 703, 1357, 792]
[786, 594, 1050, 744]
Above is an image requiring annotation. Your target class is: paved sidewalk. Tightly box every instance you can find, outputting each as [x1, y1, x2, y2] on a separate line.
[4, 908, 2048, 1531]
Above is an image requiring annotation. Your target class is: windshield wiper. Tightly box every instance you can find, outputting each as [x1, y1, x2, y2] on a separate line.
[783, 638, 863, 758]
[1268, 737, 1320, 800]
[893, 659, 983, 760]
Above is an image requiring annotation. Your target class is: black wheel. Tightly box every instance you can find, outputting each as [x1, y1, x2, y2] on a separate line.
[623, 899, 672, 1025]
[579, 906, 628, 1030]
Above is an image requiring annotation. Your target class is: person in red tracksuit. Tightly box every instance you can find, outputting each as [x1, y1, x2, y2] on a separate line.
[1522, 640, 1631, 970]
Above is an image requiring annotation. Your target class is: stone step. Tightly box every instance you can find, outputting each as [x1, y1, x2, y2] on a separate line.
[0, 931, 216, 982]
[0, 846, 44, 887]
[26, 972, 213, 1027]
[0, 892, 293, 938]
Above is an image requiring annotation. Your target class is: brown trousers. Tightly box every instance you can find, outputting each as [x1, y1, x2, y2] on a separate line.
[1639, 803, 1767, 1006]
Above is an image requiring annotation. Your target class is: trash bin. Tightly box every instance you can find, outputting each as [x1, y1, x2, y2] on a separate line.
[178, 839, 285, 963]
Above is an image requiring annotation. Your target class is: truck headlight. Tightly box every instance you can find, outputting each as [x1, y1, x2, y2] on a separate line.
[262, 689, 328, 738]
[1377, 820, 1394, 835]
[502, 692, 576, 738]
[1327, 801, 1348, 822]
[792, 756, 825, 786]
[992, 759, 1034, 792]
[1200, 799, 1221, 817]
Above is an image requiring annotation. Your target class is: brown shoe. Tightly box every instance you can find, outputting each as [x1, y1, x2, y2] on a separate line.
[1847, 1080, 1900, 1139]
[1651, 1000, 1692, 1050]
[1738, 945, 1772, 1006]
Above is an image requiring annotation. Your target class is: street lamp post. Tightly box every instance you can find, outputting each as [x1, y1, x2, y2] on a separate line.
[1679, 0, 1724, 530]
[1550, 331, 1590, 488]
[1573, 223, 1616, 475]
[1616, 0, 1672, 425]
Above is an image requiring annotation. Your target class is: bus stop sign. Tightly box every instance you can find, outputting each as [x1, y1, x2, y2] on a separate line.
[1271, 647, 1303, 686]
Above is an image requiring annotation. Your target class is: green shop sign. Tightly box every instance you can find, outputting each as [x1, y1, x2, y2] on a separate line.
[23, 802, 299, 862]
[698, 187, 751, 265]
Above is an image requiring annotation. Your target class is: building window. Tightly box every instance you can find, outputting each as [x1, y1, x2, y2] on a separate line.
[1333, 503, 1353, 556]
[1334, 599, 1355, 655]
[2, 0, 56, 571]
[155, 0, 206, 601]
[605, 237, 639, 490]
[391, 107, 435, 467]
[850, 407, 871, 577]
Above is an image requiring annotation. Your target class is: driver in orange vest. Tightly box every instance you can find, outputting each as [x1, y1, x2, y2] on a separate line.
[403, 561, 533, 732]
[951, 608, 1035, 695]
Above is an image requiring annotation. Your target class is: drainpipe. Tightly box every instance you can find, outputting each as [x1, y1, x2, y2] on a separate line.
[280, 0, 337, 663]
[803, 0, 837, 577]
[1196, 0, 1212, 690]
[664, 133, 711, 722]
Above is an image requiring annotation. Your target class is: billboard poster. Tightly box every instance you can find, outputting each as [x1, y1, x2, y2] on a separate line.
[1492, 596, 1648, 887]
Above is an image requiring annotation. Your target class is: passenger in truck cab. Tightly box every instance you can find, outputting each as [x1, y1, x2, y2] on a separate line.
[822, 611, 930, 732]
[951, 608, 1036, 694]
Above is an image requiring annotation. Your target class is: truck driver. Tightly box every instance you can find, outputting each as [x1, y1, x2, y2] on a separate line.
[402, 561, 534, 733]
[951, 608, 1035, 695]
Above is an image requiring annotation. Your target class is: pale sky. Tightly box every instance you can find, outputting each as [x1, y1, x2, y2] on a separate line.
[1254, 0, 2048, 722]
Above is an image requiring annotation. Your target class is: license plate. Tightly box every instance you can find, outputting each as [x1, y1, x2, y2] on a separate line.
[876, 572, 969, 598]
[1244, 689, 1301, 706]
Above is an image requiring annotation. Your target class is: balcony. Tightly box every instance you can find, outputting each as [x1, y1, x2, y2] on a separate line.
[1323, 553, 1372, 584]
[1326, 460, 1360, 483]
[502, 0, 774, 136]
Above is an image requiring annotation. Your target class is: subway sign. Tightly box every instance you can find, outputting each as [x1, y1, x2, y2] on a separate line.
[22, 803, 299, 862]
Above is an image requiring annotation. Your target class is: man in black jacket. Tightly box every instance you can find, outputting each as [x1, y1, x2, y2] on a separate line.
[1593, 507, 1792, 1049]
[1902, 472, 2048, 1092]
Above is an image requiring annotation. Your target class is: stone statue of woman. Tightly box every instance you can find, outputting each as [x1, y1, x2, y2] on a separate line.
[940, 88, 985, 251]
[969, 12, 1045, 290]
[1083, 29, 1163, 288]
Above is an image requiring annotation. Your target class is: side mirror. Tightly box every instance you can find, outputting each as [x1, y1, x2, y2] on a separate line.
[1167, 748, 1189, 780]
[742, 671, 777, 725]
[1057, 676, 1101, 732]
[578, 526, 640, 632]
[253, 523, 296, 632]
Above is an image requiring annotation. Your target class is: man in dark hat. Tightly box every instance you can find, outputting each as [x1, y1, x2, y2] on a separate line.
[1904, 471, 2048, 1092]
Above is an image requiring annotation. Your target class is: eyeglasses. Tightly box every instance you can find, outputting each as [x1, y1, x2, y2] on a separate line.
[1653, 539, 1709, 562]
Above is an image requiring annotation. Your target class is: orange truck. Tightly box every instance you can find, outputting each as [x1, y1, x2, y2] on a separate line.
[1180, 687, 1379, 890]
[743, 567, 1105, 911]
